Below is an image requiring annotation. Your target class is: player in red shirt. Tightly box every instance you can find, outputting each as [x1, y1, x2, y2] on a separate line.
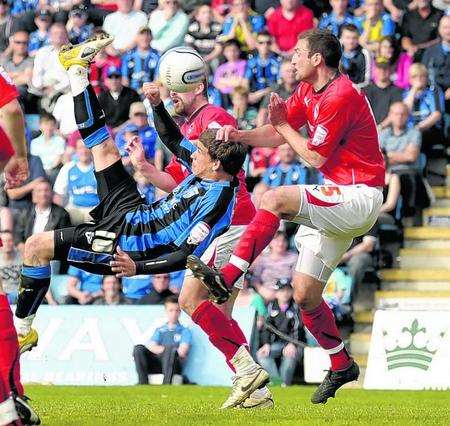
[188, 30, 385, 404]
[127, 80, 272, 410]
[0, 68, 40, 426]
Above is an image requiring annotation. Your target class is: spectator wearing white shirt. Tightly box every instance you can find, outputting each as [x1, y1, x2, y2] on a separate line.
[149, 0, 189, 54]
[53, 137, 99, 225]
[30, 113, 66, 183]
[31, 22, 70, 112]
[102, 0, 148, 53]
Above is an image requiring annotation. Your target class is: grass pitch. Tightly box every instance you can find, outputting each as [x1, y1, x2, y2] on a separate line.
[26, 385, 450, 425]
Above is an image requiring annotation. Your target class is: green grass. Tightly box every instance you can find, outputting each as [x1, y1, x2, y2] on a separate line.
[26, 385, 450, 425]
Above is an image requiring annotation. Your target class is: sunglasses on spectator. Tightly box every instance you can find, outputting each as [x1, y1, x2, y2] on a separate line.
[133, 112, 147, 117]
[108, 75, 121, 79]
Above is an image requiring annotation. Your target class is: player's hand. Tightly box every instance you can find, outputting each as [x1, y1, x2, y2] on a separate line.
[257, 343, 271, 358]
[111, 246, 136, 278]
[142, 82, 161, 106]
[216, 125, 239, 142]
[282, 343, 297, 359]
[268, 92, 288, 128]
[125, 136, 146, 170]
[4, 155, 29, 189]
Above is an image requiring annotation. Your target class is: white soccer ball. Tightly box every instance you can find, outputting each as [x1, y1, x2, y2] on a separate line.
[158, 47, 207, 93]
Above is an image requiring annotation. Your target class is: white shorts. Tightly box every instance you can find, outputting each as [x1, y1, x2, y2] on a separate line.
[184, 225, 246, 289]
[292, 184, 383, 272]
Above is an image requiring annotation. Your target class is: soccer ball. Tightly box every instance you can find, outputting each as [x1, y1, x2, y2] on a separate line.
[158, 47, 207, 93]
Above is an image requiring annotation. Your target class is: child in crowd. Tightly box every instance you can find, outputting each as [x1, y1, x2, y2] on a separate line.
[28, 9, 51, 56]
[213, 39, 247, 108]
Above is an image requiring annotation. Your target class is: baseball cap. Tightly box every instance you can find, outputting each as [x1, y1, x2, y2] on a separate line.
[129, 102, 147, 117]
[106, 66, 121, 78]
[274, 278, 292, 290]
[36, 9, 52, 19]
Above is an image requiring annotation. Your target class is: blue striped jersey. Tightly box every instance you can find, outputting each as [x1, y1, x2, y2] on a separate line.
[245, 53, 282, 91]
[119, 138, 238, 260]
[121, 48, 160, 92]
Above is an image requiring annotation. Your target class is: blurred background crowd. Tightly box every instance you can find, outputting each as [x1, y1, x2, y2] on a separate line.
[0, 0, 449, 386]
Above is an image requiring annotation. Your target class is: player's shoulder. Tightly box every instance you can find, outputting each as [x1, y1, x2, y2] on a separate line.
[323, 75, 360, 105]
[200, 104, 237, 127]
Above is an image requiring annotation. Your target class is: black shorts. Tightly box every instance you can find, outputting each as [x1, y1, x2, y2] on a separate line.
[54, 160, 146, 275]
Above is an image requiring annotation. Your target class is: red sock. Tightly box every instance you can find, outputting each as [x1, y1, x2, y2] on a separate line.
[221, 209, 280, 287]
[229, 319, 249, 349]
[301, 300, 352, 371]
[192, 301, 242, 365]
[0, 295, 23, 400]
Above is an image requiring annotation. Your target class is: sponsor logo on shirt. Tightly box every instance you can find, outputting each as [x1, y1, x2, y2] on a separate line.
[311, 124, 328, 146]
[187, 221, 210, 245]
[208, 121, 222, 129]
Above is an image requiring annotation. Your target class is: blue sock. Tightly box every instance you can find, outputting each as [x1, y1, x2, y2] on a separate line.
[74, 84, 110, 149]
[15, 265, 51, 318]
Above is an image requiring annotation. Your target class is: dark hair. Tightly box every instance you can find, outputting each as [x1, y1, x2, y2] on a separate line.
[223, 39, 240, 50]
[137, 27, 152, 37]
[298, 29, 342, 69]
[164, 295, 179, 305]
[256, 30, 271, 39]
[40, 112, 56, 123]
[199, 129, 247, 176]
[379, 36, 400, 66]
[339, 23, 359, 37]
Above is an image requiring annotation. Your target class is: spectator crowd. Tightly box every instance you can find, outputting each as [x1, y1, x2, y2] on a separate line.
[0, 0, 449, 386]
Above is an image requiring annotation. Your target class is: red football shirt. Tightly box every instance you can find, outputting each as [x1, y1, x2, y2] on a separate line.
[285, 74, 385, 187]
[0, 69, 19, 161]
[164, 104, 256, 225]
[267, 5, 314, 53]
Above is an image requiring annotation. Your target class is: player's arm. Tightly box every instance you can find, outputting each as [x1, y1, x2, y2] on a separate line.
[266, 93, 328, 168]
[125, 137, 178, 193]
[218, 124, 285, 148]
[143, 82, 196, 167]
[0, 101, 26, 154]
[111, 186, 235, 276]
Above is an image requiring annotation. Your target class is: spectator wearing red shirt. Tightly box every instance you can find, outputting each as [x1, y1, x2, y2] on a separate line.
[267, 0, 314, 56]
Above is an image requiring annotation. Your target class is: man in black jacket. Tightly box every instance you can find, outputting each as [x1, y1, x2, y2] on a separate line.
[98, 66, 141, 131]
[14, 179, 71, 252]
[256, 279, 304, 386]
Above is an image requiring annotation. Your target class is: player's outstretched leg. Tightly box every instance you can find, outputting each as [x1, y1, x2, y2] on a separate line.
[0, 290, 40, 425]
[59, 33, 122, 173]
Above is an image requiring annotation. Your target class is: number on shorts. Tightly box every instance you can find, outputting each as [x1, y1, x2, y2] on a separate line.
[320, 186, 342, 197]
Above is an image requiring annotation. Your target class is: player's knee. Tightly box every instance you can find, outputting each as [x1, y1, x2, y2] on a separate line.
[24, 234, 43, 260]
[178, 292, 196, 316]
[260, 189, 284, 213]
[293, 286, 311, 309]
